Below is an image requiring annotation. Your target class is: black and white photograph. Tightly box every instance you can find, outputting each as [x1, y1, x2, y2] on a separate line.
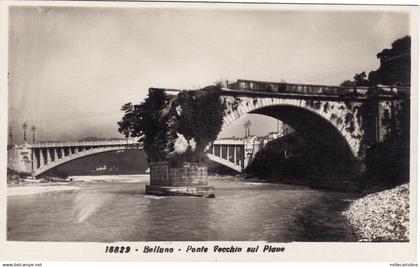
[0, 0, 418, 262]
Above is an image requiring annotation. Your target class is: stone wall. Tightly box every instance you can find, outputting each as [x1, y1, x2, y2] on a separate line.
[149, 161, 208, 187]
[377, 99, 407, 142]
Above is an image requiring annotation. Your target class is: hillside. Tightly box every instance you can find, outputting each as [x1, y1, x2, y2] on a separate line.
[43, 149, 149, 177]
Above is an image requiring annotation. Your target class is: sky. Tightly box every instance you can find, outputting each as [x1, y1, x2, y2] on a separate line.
[7, 4, 411, 143]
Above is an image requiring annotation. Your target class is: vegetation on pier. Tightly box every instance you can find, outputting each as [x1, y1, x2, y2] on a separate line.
[118, 84, 225, 166]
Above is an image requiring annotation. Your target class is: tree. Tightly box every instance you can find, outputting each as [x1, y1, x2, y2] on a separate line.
[368, 36, 411, 86]
[340, 36, 411, 87]
[340, 80, 356, 87]
[118, 89, 168, 161]
[353, 72, 370, 86]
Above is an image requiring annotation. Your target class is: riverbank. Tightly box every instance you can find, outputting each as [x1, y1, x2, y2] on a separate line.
[7, 175, 150, 197]
[342, 183, 409, 241]
[69, 174, 149, 183]
[8, 184, 81, 197]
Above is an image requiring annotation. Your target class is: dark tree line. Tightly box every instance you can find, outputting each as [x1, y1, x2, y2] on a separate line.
[341, 36, 411, 87]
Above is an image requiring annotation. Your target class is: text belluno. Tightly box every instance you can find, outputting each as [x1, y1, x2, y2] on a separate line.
[143, 245, 285, 254]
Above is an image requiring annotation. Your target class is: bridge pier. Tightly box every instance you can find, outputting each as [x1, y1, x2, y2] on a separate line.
[145, 161, 215, 198]
[53, 148, 58, 161]
[39, 149, 45, 168]
[47, 149, 53, 164]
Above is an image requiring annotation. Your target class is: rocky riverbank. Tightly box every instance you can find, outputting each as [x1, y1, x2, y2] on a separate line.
[342, 183, 409, 241]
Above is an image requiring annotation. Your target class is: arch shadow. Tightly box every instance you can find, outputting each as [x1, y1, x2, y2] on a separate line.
[240, 105, 361, 186]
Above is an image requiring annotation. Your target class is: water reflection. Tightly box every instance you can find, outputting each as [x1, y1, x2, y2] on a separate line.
[72, 191, 113, 223]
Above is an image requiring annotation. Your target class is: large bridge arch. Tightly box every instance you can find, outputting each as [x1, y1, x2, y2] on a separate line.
[221, 95, 364, 158]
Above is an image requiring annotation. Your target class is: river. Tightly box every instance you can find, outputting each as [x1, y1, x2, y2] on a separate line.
[7, 175, 359, 242]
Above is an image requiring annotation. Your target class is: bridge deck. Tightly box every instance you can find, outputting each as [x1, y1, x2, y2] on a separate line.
[29, 138, 139, 148]
[223, 80, 409, 99]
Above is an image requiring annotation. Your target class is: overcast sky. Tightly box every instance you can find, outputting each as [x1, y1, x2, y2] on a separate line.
[8, 5, 410, 143]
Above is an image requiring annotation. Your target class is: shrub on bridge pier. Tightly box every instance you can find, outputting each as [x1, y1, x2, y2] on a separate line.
[118, 84, 225, 167]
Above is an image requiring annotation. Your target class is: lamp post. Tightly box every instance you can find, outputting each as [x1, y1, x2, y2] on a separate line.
[9, 126, 13, 146]
[22, 122, 28, 143]
[31, 125, 36, 143]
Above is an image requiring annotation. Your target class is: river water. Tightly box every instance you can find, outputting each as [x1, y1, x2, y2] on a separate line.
[7, 175, 359, 242]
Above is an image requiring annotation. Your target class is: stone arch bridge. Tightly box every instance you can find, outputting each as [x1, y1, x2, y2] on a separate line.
[221, 80, 409, 159]
[8, 79, 409, 184]
[216, 79, 409, 187]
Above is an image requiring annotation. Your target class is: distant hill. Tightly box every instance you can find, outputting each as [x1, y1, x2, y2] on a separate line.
[78, 136, 127, 141]
[43, 149, 149, 177]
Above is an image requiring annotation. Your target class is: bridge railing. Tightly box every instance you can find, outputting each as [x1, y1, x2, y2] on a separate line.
[377, 84, 410, 96]
[226, 79, 409, 97]
[212, 139, 244, 145]
[29, 138, 140, 148]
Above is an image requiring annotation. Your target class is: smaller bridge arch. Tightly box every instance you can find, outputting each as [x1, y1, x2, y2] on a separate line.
[207, 154, 242, 173]
[27, 139, 141, 177]
[206, 138, 250, 172]
[33, 146, 137, 177]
